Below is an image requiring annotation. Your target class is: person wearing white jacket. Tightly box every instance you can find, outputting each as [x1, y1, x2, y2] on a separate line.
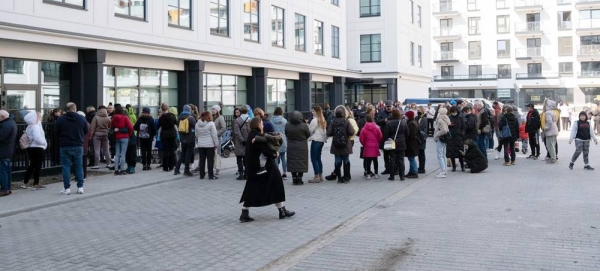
[195, 111, 219, 180]
[21, 112, 48, 190]
[308, 106, 328, 183]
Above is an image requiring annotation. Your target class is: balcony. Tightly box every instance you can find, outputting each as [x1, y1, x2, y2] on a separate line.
[577, 19, 600, 35]
[578, 71, 600, 86]
[433, 51, 461, 63]
[558, 21, 573, 30]
[579, 71, 600, 77]
[577, 45, 600, 60]
[433, 74, 497, 81]
[432, 27, 461, 41]
[431, 74, 498, 90]
[514, 0, 543, 12]
[432, 2, 459, 18]
[516, 73, 560, 87]
[576, 0, 600, 9]
[515, 47, 544, 60]
[515, 22, 543, 37]
[557, 0, 572, 4]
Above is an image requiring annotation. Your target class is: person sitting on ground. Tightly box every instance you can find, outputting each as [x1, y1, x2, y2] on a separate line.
[461, 139, 488, 173]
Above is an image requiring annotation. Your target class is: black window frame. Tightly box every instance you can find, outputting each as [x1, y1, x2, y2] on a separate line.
[114, 0, 147, 21]
[360, 34, 382, 63]
[168, 0, 192, 29]
[331, 0, 339, 6]
[360, 0, 381, 17]
[43, 0, 85, 10]
[210, 0, 229, 36]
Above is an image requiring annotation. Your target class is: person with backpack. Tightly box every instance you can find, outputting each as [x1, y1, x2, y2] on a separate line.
[405, 110, 420, 179]
[525, 103, 541, 159]
[158, 104, 178, 172]
[174, 105, 197, 177]
[111, 105, 133, 176]
[285, 111, 310, 185]
[499, 106, 520, 166]
[569, 111, 598, 170]
[383, 109, 408, 181]
[233, 105, 251, 180]
[20, 111, 47, 190]
[134, 107, 157, 171]
[326, 106, 356, 183]
[434, 107, 451, 178]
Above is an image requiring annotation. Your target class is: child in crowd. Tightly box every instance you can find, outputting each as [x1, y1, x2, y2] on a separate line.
[569, 111, 598, 170]
[253, 132, 283, 175]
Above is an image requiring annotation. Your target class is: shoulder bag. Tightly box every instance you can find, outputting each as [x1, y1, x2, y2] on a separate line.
[383, 121, 400, 150]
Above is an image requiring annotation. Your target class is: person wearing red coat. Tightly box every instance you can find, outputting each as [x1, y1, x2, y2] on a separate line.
[110, 105, 134, 175]
[359, 114, 383, 179]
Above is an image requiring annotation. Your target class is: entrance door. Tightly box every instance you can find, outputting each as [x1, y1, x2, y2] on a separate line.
[4, 86, 38, 122]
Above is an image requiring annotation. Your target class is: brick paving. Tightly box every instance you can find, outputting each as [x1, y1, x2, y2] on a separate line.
[1, 133, 599, 270]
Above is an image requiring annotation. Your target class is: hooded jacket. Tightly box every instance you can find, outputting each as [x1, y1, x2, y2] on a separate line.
[359, 122, 383, 158]
[270, 115, 288, 153]
[525, 108, 541, 133]
[195, 120, 219, 148]
[0, 117, 17, 159]
[213, 114, 226, 138]
[434, 108, 451, 142]
[25, 112, 47, 149]
[177, 112, 197, 144]
[233, 114, 251, 156]
[55, 111, 89, 147]
[111, 114, 133, 140]
[134, 114, 157, 140]
[90, 109, 111, 138]
[286, 111, 310, 173]
[543, 100, 559, 137]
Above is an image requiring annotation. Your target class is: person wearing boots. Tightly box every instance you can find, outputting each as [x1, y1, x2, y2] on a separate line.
[447, 106, 466, 172]
[233, 105, 251, 180]
[174, 105, 197, 177]
[525, 103, 541, 160]
[383, 109, 408, 181]
[134, 107, 157, 171]
[405, 110, 420, 179]
[285, 111, 310, 185]
[417, 106, 428, 174]
[326, 107, 355, 183]
[376, 101, 395, 175]
[359, 114, 383, 179]
[239, 117, 295, 223]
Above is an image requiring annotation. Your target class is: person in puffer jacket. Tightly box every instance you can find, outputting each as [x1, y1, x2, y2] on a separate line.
[568, 111, 598, 170]
[359, 114, 383, 179]
[543, 99, 560, 164]
[21, 112, 48, 190]
[195, 111, 219, 180]
[90, 107, 112, 169]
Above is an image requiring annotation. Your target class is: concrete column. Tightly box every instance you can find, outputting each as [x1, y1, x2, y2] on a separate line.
[248, 67, 268, 110]
[331, 76, 345, 107]
[295, 72, 312, 112]
[386, 78, 398, 102]
[178, 60, 205, 111]
[77, 49, 105, 108]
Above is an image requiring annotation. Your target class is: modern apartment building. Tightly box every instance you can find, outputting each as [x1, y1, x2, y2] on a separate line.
[0, 0, 431, 121]
[430, 0, 600, 108]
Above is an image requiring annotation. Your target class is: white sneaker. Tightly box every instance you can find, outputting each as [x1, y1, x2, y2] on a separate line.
[60, 188, 70, 195]
[374, 174, 379, 179]
[90, 165, 99, 169]
[106, 164, 114, 168]
[435, 172, 447, 178]
[77, 187, 84, 194]
[495, 151, 500, 160]
[366, 174, 372, 180]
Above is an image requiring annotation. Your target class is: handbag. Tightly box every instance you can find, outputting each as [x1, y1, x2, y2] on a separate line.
[383, 121, 401, 151]
[500, 117, 512, 140]
[482, 124, 491, 134]
[439, 130, 451, 143]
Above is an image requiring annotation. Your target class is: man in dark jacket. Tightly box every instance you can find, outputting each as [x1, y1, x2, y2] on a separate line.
[0, 110, 17, 196]
[377, 101, 394, 174]
[525, 103, 541, 159]
[174, 104, 197, 177]
[55, 103, 89, 195]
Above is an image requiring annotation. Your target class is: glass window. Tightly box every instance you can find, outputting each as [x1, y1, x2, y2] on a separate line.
[441, 66, 454, 78]
[4, 59, 39, 85]
[44, 0, 85, 8]
[468, 17, 480, 35]
[332, 0, 339, 6]
[243, 0, 260, 42]
[558, 11, 572, 30]
[311, 82, 331, 110]
[409, 0, 414, 23]
[295, 14, 306, 51]
[469, 41, 481, 59]
[116, 67, 138, 87]
[271, 6, 284, 47]
[203, 74, 245, 116]
[410, 42, 415, 66]
[498, 64, 511, 78]
[468, 0, 478, 10]
[558, 37, 573, 56]
[581, 61, 600, 76]
[497, 15, 510, 33]
[168, 0, 191, 28]
[417, 5, 422, 27]
[114, 0, 145, 19]
[332, 25, 340, 58]
[527, 63, 542, 75]
[314, 20, 324, 55]
[210, 0, 229, 35]
[360, 34, 382, 63]
[497, 40, 510, 58]
[267, 78, 295, 113]
[559, 62, 573, 77]
[469, 65, 482, 76]
[496, 0, 507, 9]
[417, 45, 422, 68]
[360, 0, 381, 17]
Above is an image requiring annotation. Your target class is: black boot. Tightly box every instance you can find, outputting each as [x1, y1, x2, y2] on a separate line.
[236, 171, 245, 180]
[239, 209, 254, 223]
[399, 162, 406, 181]
[343, 162, 351, 183]
[278, 206, 295, 219]
[293, 176, 304, 185]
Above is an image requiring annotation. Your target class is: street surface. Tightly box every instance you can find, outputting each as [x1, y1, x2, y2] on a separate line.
[1, 132, 599, 271]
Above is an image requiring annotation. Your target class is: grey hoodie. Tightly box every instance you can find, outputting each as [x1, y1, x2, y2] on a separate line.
[25, 112, 47, 149]
[544, 100, 559, 137]
[270, 115, 288, 152]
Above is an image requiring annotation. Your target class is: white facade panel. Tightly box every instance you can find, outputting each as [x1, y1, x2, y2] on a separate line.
[267, 69, 299, 80]
[0, 39, 77, 62]
[105, 52, 184, 71]
[205, 63, 253, 76]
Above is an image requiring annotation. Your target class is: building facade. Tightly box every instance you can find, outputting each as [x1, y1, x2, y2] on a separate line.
[430, 0, 600, 108]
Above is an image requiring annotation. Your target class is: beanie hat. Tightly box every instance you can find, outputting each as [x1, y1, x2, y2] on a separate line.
[142, 107, 151, 113]
[212, 105, 221, 112]
[405, 110, 415, 120]
[183, 105, 191, 113]
[76, 111, 85, 117]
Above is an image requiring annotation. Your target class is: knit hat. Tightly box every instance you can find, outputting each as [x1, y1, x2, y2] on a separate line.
[142, 107, 151, 113]
[183, 105, 191, 112]
[76, 111, 85, 117]
[212, 105, 221, 112]
[450, 100, 457, 105]
[405, 110, 415, 120]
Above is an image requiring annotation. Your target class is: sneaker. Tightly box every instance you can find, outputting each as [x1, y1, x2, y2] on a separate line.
[90, 165, 99, 169]
[366, 174, 372, 180]
[546, 159, 557, 164]
[495, 151, 500, 160]
[20, 182, 29, 189]
[373, 174, 379, 179]
[256, 168, 267, 175]
[77, 187, 84, 194]
[435, 172, 447, 178]
[215, 169, 220, 176]
[60, 188, 70, 195]
[282, 174, 287, 180]
[503, 162, 511, 166]
[569, 162, 574, 170]
[31, 185, 46, 190]
[584, 165, 595, 170]
[510, 161, 516, 165]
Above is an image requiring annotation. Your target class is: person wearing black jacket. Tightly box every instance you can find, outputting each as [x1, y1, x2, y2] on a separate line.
[158, 104, 178, 172]
[447, 106, 466, 172]
[383, 109, 408, 181]
[499, 107, 520, 165]
[525, 103, 541, 159]
[462, 139, 488, 173]
[0, 110, 17, 196]
[135, 107, 157, 171]
[377, 101, 394, 175]
[462, 107, 478, 142]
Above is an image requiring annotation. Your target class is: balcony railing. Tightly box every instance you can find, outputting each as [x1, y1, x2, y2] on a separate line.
[558, 0, 572, 4]
[578, 18, 600, 29]
[432, 2, 457, 13]
[516, 73, 559, 79]
[514, 0, 542, 7]
[559, 21, 572, 30]
[432, 27, 460, 37]
[433, 51, 461, 61]
[578, 45, 600, 56]
[515, 47, 544, 58]
[577, 0, 600, 3]
[433, 74, 498, 81]
[515, 21, 541, 32]
[579, 71, 600, 77]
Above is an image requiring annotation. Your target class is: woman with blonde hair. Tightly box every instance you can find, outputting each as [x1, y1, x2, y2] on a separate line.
[308, 106, 327, 183]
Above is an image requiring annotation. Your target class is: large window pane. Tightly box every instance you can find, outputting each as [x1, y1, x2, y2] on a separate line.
[116, 67, 138, 87]
[271, 6, 284, 47]
[314, 20, 324, 55]
[360, 0, 381, 17]
[243, 0, 260, 42]
[115, 0, 146, 19]
[295, 14, 306, 51]
[211, 0, 229, 35]
[360, 34, 381, 62]
[168, 0, 191, 28]
[332, 25, 340, 58]
[4, 59, 39, 85]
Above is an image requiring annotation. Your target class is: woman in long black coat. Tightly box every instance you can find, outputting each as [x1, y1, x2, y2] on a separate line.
[463, 139, 487, 173]
[285, 111, 310, 185]
[447, 106, 466, 172]
[239, 117, 295, 223]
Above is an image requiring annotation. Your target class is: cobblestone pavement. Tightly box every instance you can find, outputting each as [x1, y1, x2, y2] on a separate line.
[1, 133, 599, 270]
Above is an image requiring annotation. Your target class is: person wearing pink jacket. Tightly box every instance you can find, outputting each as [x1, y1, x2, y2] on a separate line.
[359, 114, 383, 179]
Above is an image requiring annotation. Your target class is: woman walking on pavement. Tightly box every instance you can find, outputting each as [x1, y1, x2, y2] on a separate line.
[359, 114, 383, 179]
[195, 111, 219, 180]
[308, 106, 327, 183]
[21, 112, 47, 190]
[271, 107, 288, 180]
[285, 111, 310, 185]
[326, 106, 356, 183]
[239, 117, 295, 223]
[434, 108, 451, 178]
[499, 106, 520, 166]
[383, 109, 408, 181]
[447, 106, 465, 172]
[568, 111, 598, 170]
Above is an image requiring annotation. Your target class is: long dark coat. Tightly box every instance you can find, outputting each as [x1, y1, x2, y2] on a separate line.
[383, 119, 408, 152]
[464, 140, 488, 173]
[285, 111, 310, 173]
[233, 115, 251, 156]
[499, 112, 520, 142]
[327, 117, 355, 155]
[446, 114, 465, 158]
[464, 113, 478, 142]
[239, 129, 285, 207]
[417, 116, 427, 150]
[406, 119, 419, 157]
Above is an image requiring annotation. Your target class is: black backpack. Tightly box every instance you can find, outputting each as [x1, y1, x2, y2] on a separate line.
[332, 120, 348, 148]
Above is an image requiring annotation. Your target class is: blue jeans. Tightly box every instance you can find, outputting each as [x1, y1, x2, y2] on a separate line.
[477, 134, 489, 161]
[407, 156, 418, 174]
[115, 138, 129, 171]
[277, 152, 287, 173]
[61, 146, 84, 189]
[335, 155, 350, 164]
[310, 141, 325, 174]
[436, 141, 447, 173]
[0, 159, 12, 192]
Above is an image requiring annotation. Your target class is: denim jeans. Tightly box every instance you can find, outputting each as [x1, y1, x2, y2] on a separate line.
[0, 159, 12, 192]
[503, 139, 516, 163]
[436, 141, 447, 173]
[115, 138, 129, 171]
[61, 146, 84, 189]
[407, 156, 418, 174]
[334, 155, 350, 164]
[277, 152, 287, 173]
[477, 134, 489, 161]
[310, 141, 325, 174]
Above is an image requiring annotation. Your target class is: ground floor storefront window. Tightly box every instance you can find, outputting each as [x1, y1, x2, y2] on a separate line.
[519, 88, 573, 107]
[582, 87, 600, 104]
[311, 82, 330, 110]
[204, 74, 247, 116]
[267, 78, 295, 114]
[345, 84, 387, 106]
